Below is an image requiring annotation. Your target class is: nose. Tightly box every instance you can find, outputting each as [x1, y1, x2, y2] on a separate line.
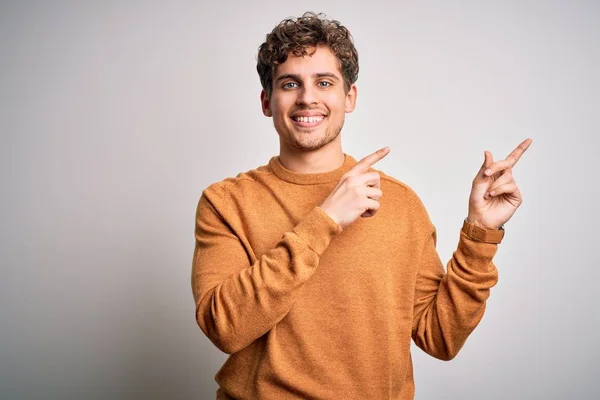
[296, 85, 318, 106]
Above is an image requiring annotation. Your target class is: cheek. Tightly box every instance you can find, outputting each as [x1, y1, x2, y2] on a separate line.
[271, 97, 293, 117]
[326, 92, 348, 110]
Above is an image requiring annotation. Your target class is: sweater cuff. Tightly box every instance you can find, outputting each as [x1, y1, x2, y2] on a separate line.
[292, 206, 343, 255]
[455, 230, 499, 273]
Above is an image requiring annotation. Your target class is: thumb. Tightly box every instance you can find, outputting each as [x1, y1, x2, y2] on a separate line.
[477, 151, 493, 179]
[485, 150, 493, 165]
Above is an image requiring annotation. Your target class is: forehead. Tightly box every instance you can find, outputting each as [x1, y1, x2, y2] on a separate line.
[273, 45, 343, 79]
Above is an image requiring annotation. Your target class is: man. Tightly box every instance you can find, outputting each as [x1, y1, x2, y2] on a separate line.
[192, 12, 531, 399]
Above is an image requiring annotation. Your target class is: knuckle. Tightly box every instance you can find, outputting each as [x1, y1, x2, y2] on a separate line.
[346, 176, 358, 186]
[366, 201, 379, 211]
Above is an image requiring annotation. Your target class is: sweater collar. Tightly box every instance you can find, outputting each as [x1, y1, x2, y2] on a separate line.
[269, 153, 357, 185]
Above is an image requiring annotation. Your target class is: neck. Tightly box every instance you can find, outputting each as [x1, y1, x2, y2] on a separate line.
[278, 137, 345, 174]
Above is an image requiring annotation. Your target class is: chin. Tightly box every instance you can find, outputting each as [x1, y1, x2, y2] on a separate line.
[291, 131, 340, 152]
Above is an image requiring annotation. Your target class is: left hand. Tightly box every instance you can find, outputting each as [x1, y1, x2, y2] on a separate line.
[467, 138, 533, 230]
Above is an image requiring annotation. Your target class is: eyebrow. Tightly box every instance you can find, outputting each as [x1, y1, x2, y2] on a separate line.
[275, 72, 341, 84]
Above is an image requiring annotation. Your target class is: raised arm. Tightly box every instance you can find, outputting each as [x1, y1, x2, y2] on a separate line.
[412, 138, 531, 360]
[411, 220, 500, 360]
[193, 147, 391, 354]
[192, 185, 341, 354]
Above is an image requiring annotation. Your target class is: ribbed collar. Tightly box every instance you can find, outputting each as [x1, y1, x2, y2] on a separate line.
[268, 153, 357, 185]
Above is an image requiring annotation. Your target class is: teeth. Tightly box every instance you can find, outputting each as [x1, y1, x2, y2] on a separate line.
[294, 116, 324, 123]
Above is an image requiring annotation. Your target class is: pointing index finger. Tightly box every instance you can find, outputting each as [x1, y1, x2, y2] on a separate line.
[348, 147, 391, 175]
[506, 138, 533, 166]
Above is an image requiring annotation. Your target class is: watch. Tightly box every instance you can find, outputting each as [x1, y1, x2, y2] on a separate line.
[462, 218, 505, 244]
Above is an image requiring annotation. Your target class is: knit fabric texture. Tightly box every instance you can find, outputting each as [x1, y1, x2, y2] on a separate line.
[192, 153, 500, 399]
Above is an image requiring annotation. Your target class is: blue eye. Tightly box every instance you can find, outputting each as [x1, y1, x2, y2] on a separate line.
[318, 81, 332, 87]
[283, 82, 298, 89]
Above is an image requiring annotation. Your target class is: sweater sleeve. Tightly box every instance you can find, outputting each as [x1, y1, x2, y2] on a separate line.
[411, 214, 499, 361]
[191, 185, 342, 354]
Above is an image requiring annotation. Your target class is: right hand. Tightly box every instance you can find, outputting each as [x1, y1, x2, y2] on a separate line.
[320, 147, 391, 230]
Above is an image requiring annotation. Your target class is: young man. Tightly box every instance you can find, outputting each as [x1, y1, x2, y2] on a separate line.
[192, 12, 531, 399]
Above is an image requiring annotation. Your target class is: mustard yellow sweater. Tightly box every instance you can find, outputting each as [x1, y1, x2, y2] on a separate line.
[192, 154, 500, 399]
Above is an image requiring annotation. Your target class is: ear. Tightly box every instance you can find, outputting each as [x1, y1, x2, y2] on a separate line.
[345, 84, 357, 113]
[261, 90, 272, 117]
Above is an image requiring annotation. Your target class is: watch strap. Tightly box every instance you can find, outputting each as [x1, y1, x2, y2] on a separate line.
[462, 219, 504, 244]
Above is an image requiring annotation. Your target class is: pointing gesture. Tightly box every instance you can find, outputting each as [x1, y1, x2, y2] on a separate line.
[320, 147, 390, 229]
[467, 139, 533, 230]
[348, 147, 391, 177]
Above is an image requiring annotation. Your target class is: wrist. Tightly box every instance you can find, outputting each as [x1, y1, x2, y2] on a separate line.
[319, 205, 340, 226]
[466, 216, 503, 231]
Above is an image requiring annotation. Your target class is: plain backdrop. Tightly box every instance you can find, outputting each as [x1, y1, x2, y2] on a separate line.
[1, 1, 598, 399]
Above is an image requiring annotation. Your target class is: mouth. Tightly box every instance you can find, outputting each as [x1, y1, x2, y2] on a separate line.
[290, 115, 326, 128]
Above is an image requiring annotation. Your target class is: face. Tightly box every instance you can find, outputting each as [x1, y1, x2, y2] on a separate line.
[261, 45, 357, 152]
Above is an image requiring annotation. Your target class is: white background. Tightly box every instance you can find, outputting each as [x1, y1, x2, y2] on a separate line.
[1, 0, 598, 398]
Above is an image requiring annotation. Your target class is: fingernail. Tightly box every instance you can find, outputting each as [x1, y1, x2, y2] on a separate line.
[490, 191, 496, 196]
[485, 169, 492, 176]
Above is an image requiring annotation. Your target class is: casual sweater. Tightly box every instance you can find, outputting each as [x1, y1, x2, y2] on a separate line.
[192, 153, 500, 399]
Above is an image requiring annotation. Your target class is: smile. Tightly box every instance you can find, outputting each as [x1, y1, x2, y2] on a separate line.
[291, 115, 326, 127]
